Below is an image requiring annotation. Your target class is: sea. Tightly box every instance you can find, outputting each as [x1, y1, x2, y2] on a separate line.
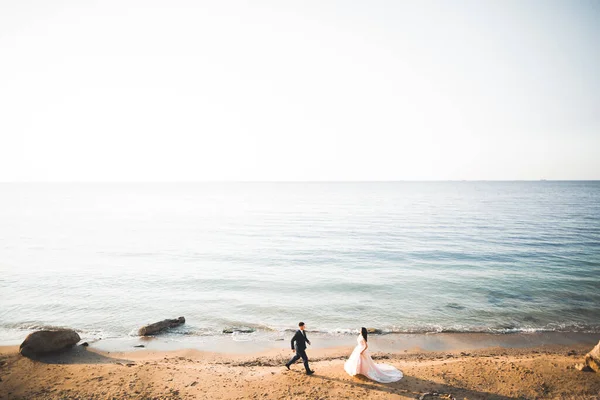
[1, 182, 599, 348]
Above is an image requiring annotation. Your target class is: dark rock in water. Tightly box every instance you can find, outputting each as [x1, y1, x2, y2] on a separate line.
[80, 342, 89, 347]
[445, 303, 466, 310]
[134, 345, 145, 348]
[138, 317, 185, 336]
[20, 329, 81, 357]
[366, 328, 383, 334]
[585, 340, 600, 373]
[223, 327, 255, 334]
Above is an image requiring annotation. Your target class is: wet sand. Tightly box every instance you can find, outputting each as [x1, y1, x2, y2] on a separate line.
[1, 336, 600, 399]
[75, 331, 600, 354]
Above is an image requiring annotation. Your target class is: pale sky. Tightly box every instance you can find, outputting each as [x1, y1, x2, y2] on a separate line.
[1, 0, 599, 181]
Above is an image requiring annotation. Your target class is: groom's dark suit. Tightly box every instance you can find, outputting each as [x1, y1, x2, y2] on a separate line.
[285, 329, 311, 373]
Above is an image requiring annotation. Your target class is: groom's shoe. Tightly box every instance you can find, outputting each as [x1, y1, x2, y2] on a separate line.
[285, 364, 290, 370]
[306, 370, 315, 375]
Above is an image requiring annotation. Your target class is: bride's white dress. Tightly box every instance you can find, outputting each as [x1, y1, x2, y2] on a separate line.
[344, 335, 403, 383]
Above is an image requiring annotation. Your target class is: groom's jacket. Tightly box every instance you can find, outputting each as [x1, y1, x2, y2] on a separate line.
[291, 329, 310, 351]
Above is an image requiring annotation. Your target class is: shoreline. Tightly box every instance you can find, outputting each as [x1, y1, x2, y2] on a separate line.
[1, 340, 599, 399]
[3, 330, 598, 354]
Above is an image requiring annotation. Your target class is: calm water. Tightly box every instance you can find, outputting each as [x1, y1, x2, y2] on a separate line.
[1, 182, 599, 345]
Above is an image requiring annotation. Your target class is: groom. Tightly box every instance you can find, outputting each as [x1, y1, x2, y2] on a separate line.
[285, 322, 314, 375]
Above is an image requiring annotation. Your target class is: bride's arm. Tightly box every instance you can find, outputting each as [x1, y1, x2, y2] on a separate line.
[360, 341, 368, 355]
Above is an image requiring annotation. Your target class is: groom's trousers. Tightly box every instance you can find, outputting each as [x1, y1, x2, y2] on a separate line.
[286, 349, 310, 372]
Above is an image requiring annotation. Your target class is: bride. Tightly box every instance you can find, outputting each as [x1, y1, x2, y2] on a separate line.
[344, 327, 403, 383]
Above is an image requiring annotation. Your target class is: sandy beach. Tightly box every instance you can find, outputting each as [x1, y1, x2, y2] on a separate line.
[2, 339, 600, 399]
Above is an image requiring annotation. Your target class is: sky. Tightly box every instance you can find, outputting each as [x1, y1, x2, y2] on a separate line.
[0, 0, 599, 181]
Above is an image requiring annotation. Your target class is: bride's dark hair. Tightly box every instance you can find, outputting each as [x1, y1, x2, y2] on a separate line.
[361, 327, 368, 342]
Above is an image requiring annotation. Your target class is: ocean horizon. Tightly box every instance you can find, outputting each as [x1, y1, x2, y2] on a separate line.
[1, 181, 599, 346]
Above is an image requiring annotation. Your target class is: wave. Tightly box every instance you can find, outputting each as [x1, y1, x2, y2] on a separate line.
[4, 321, 600, 340]
[159, 323, 600, 336]
[2, 323, 599, 347]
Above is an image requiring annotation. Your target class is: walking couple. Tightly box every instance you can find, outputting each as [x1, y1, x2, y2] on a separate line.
[285, 322, 403, 383]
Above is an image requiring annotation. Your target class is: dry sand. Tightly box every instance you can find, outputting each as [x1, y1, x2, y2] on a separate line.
[1, 343, 600, 399]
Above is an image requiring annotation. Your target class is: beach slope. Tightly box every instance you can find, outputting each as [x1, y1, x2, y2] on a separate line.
[1, 344, 600, 399]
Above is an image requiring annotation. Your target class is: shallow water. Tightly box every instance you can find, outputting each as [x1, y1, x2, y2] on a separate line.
[1, 182, 599, 346]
